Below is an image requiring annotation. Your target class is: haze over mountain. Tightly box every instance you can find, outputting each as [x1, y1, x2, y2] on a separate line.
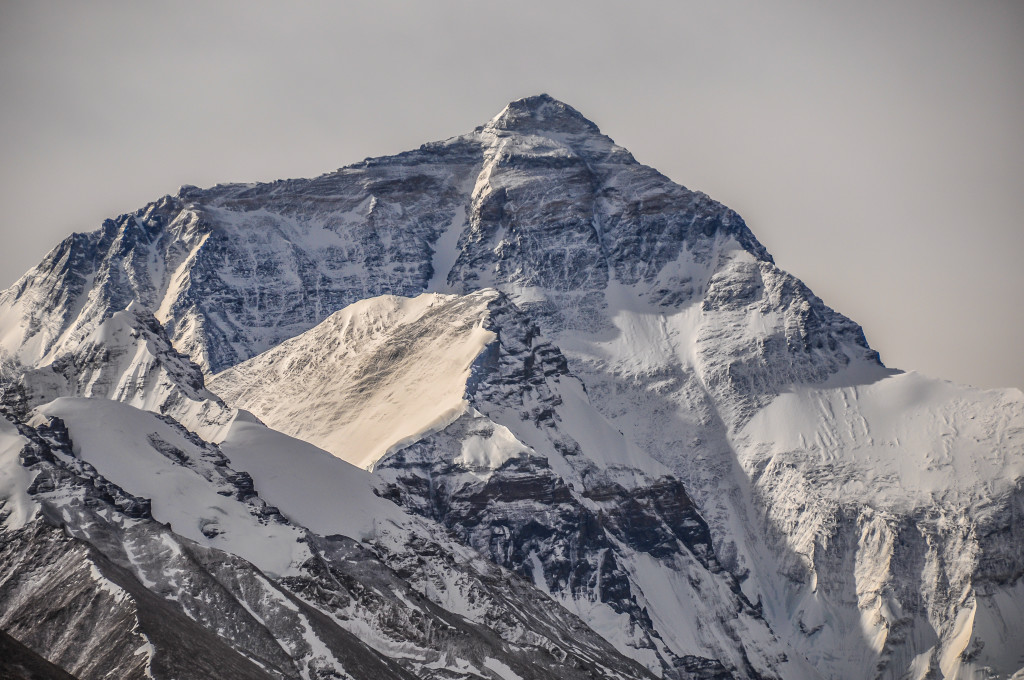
[1, 95, 1022, 680]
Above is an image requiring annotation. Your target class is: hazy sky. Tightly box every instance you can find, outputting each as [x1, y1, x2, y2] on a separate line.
[1, 1, 1021, 390]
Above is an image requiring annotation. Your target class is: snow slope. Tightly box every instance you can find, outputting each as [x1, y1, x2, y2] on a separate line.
[739, 370, 1024, 512]
[1, 396, 658, 680]
[0, 417, 35, 531]
[34, 398, 310, 577]
[216, 414, 411, 542]
[210, 291, 498, 469]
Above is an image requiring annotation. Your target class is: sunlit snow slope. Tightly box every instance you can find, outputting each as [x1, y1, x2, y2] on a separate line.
[209, 291, 498, 469]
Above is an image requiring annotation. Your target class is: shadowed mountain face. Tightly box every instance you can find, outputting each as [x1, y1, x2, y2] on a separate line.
[0, 629, 79, 680]
[1, 95, 1022, 680]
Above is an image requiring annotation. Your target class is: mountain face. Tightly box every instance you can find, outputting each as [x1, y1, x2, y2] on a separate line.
[1, 94, 1022, 680]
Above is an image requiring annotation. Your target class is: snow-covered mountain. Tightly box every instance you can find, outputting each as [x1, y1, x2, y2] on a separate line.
[1, 94, 1022, 680]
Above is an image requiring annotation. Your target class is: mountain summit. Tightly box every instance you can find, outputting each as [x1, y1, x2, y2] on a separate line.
[486, 93, 603, 135]
[0, 95, 781, 374]
[1, 97, 1022, 680]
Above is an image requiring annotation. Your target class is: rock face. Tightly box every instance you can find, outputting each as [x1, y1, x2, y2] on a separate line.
[370, 293, 799, 678]
[212, 288, 810, 678]
[1, 94, 1023, 680]
[0, 629, 80, 680]
[0, 399, 658, 680]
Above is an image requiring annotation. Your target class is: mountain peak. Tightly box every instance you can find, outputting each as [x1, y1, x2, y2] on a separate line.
[486, 94, 600, 135]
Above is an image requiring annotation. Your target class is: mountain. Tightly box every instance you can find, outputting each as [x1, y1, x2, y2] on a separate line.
[210, 289, 804, 677]
[1, 94, 1022, 680]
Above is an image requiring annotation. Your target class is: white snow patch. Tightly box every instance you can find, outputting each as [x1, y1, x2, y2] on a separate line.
[155, 232, 209, 324]
[455, 421, 530, 470]
[427, 205, 466, 293]
[483, 657, 523, 680]
[296, 611, 339, 680]
[133, 633, 157, 680]
[528, 551, 550, 596]
[89, 563, 130, 603]
[0, 418, 36, 530]
[217, 418, 410, 542]
[554, 378, 672, 482]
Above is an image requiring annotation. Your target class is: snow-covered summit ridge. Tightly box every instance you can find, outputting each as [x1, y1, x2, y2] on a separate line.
[485, 93, 602, 135]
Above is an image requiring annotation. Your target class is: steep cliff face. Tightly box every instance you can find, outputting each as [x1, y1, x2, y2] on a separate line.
[0, 94, 1021, 679]
[732, 374, 1024, 679]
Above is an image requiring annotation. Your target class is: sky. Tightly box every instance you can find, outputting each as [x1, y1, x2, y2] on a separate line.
[1, 1, 1021, 390]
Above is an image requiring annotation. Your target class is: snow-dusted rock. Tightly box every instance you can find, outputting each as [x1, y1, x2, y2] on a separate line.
[0, 401, 659, 680]
[12, 302, 237, 441]
[1, 93, 1022, 679]
[214, 288, 812, 677]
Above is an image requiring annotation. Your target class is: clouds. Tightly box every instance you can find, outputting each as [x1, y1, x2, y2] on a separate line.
[1, 0, 1021, 388]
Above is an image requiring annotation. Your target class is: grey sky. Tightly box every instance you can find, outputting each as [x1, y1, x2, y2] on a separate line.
[1, 1, 1022, 390]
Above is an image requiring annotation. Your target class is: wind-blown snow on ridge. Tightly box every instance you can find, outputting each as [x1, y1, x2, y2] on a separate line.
[210, 291, 498, 470]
